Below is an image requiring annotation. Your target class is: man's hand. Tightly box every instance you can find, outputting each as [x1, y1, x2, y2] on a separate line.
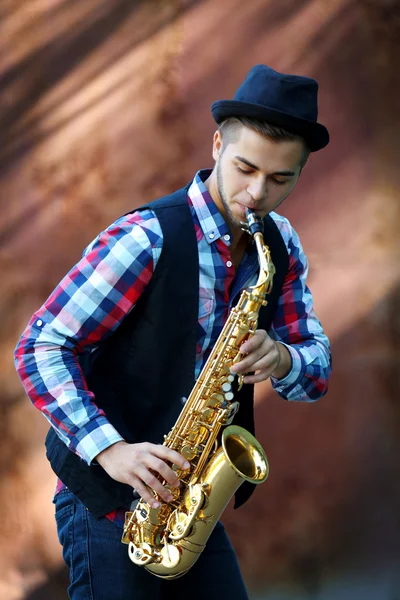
[96, 441, 190, 508]
[230, 329, 292, 383]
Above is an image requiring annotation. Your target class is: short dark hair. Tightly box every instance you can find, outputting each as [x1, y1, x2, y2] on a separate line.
[218, 116, 310, 168]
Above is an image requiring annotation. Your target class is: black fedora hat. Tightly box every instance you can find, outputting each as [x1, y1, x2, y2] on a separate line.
[211, 64, 329, 152]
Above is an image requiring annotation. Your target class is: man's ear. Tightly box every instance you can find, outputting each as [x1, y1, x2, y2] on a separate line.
[212, 130, 223, 162]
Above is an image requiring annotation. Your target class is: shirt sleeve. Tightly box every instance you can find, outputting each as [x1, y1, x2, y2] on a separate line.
[14, 209, 163, 464]
[268, 214, 332, 402]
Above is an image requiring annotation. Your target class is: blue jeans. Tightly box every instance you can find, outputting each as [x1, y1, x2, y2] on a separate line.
[55, 489, 249, 600]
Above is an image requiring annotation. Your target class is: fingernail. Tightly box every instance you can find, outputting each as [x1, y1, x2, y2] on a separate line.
[152, 501, 160, 509]
[184, 462, 190, 469]
[167, 495, 174, 502]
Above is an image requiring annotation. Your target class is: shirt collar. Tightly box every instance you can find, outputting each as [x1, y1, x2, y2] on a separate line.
[188, 169, 232, 245]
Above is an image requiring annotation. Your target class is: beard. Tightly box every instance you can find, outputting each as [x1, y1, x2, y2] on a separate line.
[216, 160, 243, 230]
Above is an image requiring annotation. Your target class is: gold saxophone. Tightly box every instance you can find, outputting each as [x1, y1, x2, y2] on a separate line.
[122, 209, 275, 579]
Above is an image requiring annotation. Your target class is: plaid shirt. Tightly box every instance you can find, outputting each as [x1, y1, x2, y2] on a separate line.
[14, 169, 331, 527]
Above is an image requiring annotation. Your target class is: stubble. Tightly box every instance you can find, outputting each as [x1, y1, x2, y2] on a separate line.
[216, 159, 242, 231]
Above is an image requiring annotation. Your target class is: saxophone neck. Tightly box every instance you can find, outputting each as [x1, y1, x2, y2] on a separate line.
[253, 231, 275, 293]
[242, 208, 275, 294]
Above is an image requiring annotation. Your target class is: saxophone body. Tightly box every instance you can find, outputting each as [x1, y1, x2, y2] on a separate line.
[122, 209, 275, 579]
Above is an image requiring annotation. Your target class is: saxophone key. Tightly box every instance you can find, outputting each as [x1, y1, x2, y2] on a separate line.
[206, 393, 224, 408]
[147, 502, 171, 525]
[164, 484, 181, 501]
[201, 408, 215, 424]
[181, 444, 197, 461]
[184, 483, 204, 512]
[187, 425, 209, 444]
[223, 401, 240, 425]
[172, 463, 188, 476]
[121, 512, 136, 544]
[167, 510, 191, 540]
[128, 542, 154, 566]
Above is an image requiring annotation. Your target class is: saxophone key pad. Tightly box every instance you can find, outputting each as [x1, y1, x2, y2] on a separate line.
[181, 444, 197, 461]
[207, 393, 224, 408]
[200, 408, 215, 423]
[160, 544, 180, 568]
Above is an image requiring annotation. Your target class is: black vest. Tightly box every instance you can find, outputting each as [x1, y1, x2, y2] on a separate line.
[45, 185, 289, 518]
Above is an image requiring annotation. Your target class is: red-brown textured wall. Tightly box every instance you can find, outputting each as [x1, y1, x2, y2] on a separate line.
[1, 1, 399, 598]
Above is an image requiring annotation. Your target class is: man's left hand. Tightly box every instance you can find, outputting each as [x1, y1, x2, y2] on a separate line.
[230, 329, 292, 384]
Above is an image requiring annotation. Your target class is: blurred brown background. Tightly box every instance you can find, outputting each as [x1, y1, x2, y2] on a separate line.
[1, 0, 399, 598]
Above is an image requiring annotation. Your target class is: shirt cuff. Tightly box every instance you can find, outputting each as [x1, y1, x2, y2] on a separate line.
[270, 342, 302, 391]
[72, 417, 125, 465]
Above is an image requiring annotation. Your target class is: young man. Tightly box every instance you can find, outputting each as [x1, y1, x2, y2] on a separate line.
[15, 65, 331, 599]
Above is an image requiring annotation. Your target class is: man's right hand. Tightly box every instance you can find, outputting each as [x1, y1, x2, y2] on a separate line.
[95, 441, 190, 508]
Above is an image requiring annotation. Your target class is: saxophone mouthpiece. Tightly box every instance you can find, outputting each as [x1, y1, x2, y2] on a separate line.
[245, 208, 264, 236]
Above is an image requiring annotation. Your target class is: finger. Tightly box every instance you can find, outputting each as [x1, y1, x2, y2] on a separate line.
[233, 352, 263, 373]
[243, 369, 271, 384]
[245, 353, 279, 374]
[146, 455, 181, 488]
[234, 336, 280, 374]
[130, 475, 161, 508]
[232, 345, 272, 373]
[136, 466, 175, 504]
[240, 330, 267, 354]
[150, 445, 190, 471]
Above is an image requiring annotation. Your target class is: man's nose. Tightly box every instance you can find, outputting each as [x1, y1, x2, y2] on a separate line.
[247, 178, 267, 201]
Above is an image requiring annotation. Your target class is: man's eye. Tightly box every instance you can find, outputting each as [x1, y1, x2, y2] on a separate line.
[272, 178, 287, 185]
[237, 166, 252, 174]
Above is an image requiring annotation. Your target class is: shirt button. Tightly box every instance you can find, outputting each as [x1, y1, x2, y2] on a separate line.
[209, 233, 215, 239]
[226, 261, 233, 268]
[36, 319, 43, 327]
[224, 234, 230, 241]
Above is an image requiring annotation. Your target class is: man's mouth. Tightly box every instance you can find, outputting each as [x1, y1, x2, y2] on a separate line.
[237, 202, 259, 214]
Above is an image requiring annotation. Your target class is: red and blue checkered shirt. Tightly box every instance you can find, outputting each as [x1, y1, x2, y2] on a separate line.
[14, 169, 331, 527]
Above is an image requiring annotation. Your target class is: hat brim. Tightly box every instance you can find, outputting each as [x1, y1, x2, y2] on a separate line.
[211, 100, 329, 152]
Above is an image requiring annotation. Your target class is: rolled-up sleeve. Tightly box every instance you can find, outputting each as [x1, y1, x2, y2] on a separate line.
[269, 214, 331, 402]
[14, 210, 163, 463]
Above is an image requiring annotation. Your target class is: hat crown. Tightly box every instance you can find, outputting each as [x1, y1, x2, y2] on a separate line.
[234, 64, 319, 122]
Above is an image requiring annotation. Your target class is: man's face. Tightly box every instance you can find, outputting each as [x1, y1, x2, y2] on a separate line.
[212, 125, 305, 231]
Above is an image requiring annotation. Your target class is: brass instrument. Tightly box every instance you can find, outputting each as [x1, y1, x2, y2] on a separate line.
[122, 209, 275, 579]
